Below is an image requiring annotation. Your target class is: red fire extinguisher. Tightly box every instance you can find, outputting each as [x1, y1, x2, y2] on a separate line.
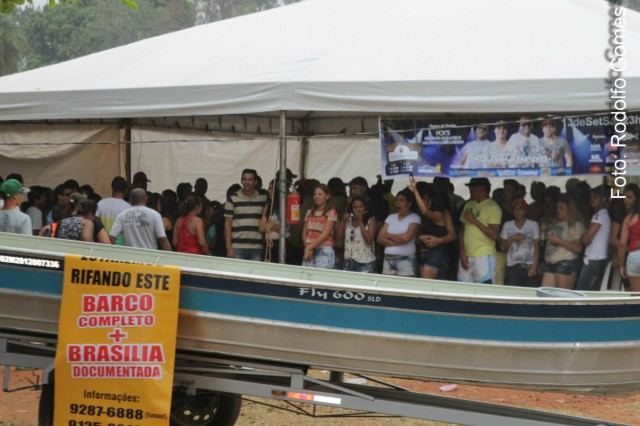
[286, 192, 301, 224]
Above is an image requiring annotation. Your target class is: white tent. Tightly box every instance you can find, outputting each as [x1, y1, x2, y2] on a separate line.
[0, 0, 638, 198]
[1, 0, 639, 118]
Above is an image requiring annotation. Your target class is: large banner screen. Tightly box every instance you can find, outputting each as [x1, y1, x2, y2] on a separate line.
[380, 114, 639, 178]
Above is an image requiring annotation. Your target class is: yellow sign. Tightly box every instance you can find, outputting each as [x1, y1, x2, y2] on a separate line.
[55, 255, 181, 426]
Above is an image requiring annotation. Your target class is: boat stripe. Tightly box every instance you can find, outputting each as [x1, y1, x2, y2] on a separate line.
[2, 267, 640, 343]
[181, 274, 640, 320]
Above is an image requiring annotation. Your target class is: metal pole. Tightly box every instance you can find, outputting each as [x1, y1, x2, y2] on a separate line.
[278, 111, 287, 264]
[121, 119, 132, 181]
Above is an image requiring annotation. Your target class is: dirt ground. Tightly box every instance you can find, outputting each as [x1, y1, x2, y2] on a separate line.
[1, 367, 638, 425]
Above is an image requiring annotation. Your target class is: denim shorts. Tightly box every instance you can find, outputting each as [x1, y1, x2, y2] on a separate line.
[546, 258, 578, 276]
[234, 248, 263, 262]
[303, 246, 335, 269]
[418, 247, 447, 271]
[383, 254, 417, 277]
[626, 251, 640, 276]
[344, 259, 377, 273]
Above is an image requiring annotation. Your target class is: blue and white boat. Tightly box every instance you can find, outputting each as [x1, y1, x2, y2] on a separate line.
[1, 232, 639, 393]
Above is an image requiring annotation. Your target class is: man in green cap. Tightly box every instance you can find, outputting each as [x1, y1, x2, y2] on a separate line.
[0, 179, 32, 235]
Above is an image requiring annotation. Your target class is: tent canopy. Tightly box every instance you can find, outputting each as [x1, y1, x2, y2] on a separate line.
[1, 0, 639, 121]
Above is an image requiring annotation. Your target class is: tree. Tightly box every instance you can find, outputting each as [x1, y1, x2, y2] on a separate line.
[8, 0, 297, 74]
[18, 0, 195, 70]
[195, 0, 299, 24]
[1, 0, 138, 14]
[0, 13, 26, 75]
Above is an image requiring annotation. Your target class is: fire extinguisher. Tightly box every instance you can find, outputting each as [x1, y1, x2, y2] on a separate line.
[286, 192, 301, 224]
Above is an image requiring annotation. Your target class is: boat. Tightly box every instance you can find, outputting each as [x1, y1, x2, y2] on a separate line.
[1, 232, 640, 394]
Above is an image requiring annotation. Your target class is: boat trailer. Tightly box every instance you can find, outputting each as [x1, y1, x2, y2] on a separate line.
[0, 330, 629, 426]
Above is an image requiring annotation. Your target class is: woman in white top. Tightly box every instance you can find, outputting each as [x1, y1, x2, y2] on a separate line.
[377, 188, 421, 277]
[342, 196, 378, 273]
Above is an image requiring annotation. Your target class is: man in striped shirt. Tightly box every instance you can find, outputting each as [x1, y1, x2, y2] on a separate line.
[224, 169, 267, 261]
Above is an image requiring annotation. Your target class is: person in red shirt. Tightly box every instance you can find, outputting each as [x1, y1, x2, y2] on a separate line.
[174, 195, 210, 255]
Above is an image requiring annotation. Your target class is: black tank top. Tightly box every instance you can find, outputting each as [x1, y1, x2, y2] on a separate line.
[418, 217, 447, 250]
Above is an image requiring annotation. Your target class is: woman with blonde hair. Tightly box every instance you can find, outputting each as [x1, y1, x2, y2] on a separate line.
[540, 194, 585, 289]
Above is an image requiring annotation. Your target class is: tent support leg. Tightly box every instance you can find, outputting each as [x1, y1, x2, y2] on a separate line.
[278, 110, 288, 264]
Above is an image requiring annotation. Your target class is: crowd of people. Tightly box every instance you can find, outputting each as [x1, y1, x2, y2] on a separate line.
[1, 169, 639, 292]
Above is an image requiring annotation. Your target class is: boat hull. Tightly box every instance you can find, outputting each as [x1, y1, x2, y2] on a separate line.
[1, 233, 640, 392]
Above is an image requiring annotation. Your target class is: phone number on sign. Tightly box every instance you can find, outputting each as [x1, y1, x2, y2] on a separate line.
[69, 404, 143, 420]
[68, 422, 140, 426]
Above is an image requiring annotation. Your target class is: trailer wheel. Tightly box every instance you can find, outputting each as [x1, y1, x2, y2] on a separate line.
[170, 389, 242, 426]
[38, 375, 54, 426]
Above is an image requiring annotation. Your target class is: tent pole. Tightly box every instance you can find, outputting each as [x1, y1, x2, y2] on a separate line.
[278, 110, 287, 264]
[120, 119, 132, 180]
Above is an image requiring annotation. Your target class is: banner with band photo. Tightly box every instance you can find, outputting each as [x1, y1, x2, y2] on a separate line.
[380, 114, 640, 178]
[54, 255, 181, 426]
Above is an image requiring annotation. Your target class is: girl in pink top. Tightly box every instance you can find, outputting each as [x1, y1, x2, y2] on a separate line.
[302, 184, 337, 269]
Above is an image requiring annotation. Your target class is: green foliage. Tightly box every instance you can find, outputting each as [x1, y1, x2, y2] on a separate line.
[48, 0, 78, 7]
[0, 0, 24, 14]
[121, 0, 138, 9]
[18, 0, 194, 70]
[1, 0, 138, 14]
[0, 12, 26, 75]
[195, 0, 299, 24]
[1, 0, 298, 75]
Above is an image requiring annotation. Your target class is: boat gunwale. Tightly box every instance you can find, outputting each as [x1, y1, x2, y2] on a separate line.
[2, 242, 640, 307]
[1, 231, 640, 302]
[181, 267, 640, 305]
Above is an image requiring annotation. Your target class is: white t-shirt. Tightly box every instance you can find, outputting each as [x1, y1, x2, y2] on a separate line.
[500, 219, 539, 266]
[266, 213, 290, 241]
[584, 208, 611, 261]
[110, 205, 166, 250]
[507, 133, 541, 167]
[384, 212, 421, 256]
[545, 221, 585, 263]
[481, 141, 517, 168]
[0, 208, 32, 235]
[344, 216, 376, 264]
[97, 197, 131, 234]
[25, 206, 43, 230]
[462, 139, 491, 169]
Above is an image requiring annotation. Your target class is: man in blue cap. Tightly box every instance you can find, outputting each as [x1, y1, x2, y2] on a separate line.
[0, 179, 32, 235]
